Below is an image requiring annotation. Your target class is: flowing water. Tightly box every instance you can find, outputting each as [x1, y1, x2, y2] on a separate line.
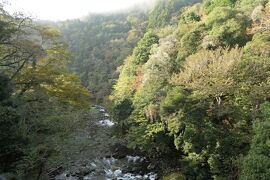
[54, 106, 157, 180]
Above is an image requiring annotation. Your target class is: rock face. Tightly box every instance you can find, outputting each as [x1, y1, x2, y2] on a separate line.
[54, 105, 157, 180]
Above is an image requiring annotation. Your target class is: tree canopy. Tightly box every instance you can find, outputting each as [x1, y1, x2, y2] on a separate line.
[111, 0, 270, 179]
[0, 5, 90, 178]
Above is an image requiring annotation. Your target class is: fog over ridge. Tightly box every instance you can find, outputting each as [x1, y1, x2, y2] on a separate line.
[4, 0, 158, 21]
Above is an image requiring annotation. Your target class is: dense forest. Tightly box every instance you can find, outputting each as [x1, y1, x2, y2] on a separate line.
[57, 11, 147, 103]
[110, 0, 270, 179]
[0, 2, 90, 179]
[58, 0, 200, 103]
[1, 0, 270, 179]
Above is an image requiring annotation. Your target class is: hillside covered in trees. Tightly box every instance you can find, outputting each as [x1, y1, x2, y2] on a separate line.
[56, 10, 150, 103]
[58, 0, 200, 103]
[1, 0, 270, 179]
[110, 0, 270, 179]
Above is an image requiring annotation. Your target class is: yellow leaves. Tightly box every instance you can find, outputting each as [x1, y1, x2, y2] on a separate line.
[167, 116, 181, 136]
[177, 22, 199, 38]
[14, 46, 89, 108]
[36, 67, 89, 107]
[35, 25, 61, 40]
[111, 56, 137, 103]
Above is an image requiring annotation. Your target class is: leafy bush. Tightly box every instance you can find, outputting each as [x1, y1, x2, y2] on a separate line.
[133, 30, 159, 64]
[112, 98, 133, 124]
[203, 0, 237, 14]
[177, 24, 206, 61]
[244, 30, 270, 57]
[206, 7, 250, 46]
[241, 103, 270, 180]
[180, 11, 201, 24]
[236, 0, 268, 15]
[160, 87, 189, 116]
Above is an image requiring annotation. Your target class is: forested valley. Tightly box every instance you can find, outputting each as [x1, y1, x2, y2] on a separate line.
[1, 0, 270, 179]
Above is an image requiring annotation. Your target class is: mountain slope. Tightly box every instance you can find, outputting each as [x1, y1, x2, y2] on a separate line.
[111, 0, 270, 179]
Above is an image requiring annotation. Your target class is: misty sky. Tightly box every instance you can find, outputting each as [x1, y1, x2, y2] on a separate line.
[5, 0, 154, 21]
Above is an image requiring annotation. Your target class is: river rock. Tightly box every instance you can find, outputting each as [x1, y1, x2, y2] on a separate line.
[87, 165, 96, 172]
[114, 169, 122, 177]
[105, 169, 114, 177]
[95, 168, 104, 175]
[70, 169, 80, 176]
[148, 173, 157, 180]
[81, 160, 89, 166]
[79, 167, 91, 176]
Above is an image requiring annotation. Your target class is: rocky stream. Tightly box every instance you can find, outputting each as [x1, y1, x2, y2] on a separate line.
[53, 105, 158, 180]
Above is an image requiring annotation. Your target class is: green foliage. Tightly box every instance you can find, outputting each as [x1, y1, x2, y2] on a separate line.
[0, 74, 11, 101]
[59, 11, 147, 102]
[241, 103, 270, 180]
[133, 35, 176, 104]
[177, 24, 206, 61]
[236, 0, 268, 15]
[148, 0, 201, 29]
[124, 35, 178, 152]
[3, 0, 265, 178]
[244, 30, 270, 57]
[112, 1, 267, 178]
[205, 7, 250, 46]
[0, 72, 23, 173]
[0, 105, 23, 172]
[0, 4, 90, 177]
[180, 11, 201, 24]
[112, 98, 133, 124]
[148, 0, 174, 29]
[110, 0, 270, 178]
[171, 43, 270, 178]
[160, 86, 189, 116]
[133, 30, 159, 64]
[203, 0, 237, 14]
[110, 56, 137, 104]
[173, 48, 243, 97]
